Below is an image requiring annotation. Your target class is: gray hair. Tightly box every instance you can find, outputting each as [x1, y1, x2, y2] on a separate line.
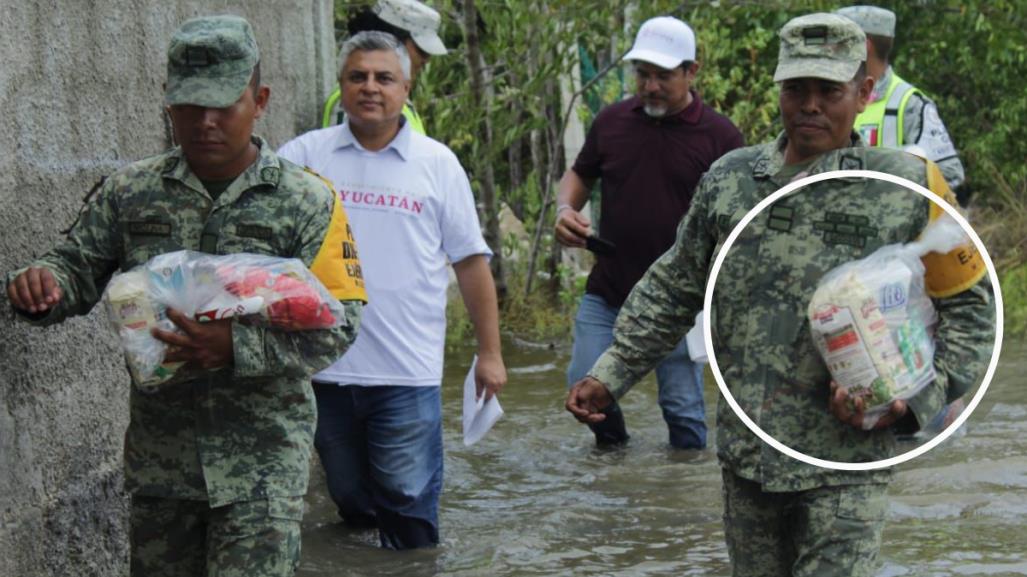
[338, 31, 411, 81]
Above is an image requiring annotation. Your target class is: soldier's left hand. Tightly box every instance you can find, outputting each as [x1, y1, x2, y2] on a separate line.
[153, 308, 234, 370]
[566, 377, 614, 424]
[475, 351, 507, 402]
[829, 381, 908, 430]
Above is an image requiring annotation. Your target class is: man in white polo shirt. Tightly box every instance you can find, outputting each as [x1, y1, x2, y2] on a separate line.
[278, 31, 506, 550]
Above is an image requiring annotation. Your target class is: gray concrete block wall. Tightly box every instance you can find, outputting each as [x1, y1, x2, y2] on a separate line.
[0, 1, 335, 575]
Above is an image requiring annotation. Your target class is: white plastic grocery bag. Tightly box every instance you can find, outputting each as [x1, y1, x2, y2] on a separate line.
[105, 250, 347, 391]
[808, 215, 969, 429]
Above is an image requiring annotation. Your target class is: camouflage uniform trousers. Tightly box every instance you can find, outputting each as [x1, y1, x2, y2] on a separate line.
[721, 469, 888, 577]
[131, 495, 304, 577]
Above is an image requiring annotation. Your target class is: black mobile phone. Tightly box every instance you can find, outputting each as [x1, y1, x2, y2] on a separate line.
[585, 235, 616, 256]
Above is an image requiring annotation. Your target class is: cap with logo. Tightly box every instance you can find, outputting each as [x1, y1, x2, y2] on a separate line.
[835, 5, 896, 38]
[773, 12, 867, 83]
[374, 0, 448, 56]
[623, 16, 696, 70]
[165, 15, 259, 108]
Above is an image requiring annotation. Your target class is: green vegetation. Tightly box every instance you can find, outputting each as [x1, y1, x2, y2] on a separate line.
[977, 196, 1027, 337]
[999, 264, 1027, 338]
[335, 0, 1027, 340]
[446, 256, 582, 351]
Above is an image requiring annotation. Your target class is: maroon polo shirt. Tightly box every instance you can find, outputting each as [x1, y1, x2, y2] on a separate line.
[572, 92, 744, 307]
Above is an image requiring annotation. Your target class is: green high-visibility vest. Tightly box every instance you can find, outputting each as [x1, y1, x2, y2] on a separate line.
[320, 87, 426, 135]
[854, 71, 922, 148]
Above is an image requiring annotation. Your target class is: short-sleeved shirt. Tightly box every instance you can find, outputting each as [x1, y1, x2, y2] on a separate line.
[572, 92, 744, 307]
[279, 121, 491, 387]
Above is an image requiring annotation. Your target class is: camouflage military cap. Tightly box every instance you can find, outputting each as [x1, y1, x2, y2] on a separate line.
[165, 15, 260, 108]
[373, 0, 448, 55]
[774, 13, 867, 83]
[835, 5, 896, 38]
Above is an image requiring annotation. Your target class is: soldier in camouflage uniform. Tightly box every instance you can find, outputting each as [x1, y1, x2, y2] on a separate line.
[5, 15, 366, 577]
[566, 13, 994, 577]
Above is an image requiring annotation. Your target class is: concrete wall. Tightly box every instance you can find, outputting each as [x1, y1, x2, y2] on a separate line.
[0, 1, 336, 575]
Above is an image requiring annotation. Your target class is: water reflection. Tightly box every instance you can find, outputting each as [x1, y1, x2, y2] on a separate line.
[299, 340, 1026, 576]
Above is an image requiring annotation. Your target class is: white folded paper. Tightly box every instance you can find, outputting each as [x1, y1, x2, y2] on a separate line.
[686, 310, 708, 364]
[462, 356, 504, 446]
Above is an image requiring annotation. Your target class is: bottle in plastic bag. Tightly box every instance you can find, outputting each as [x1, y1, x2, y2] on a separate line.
[105, 270, 183, 391]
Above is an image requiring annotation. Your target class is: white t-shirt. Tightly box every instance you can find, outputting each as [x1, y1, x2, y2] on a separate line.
[278, 121, 491, 387]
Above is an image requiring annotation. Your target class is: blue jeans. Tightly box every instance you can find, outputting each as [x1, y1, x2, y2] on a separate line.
[312, 383, 443, 550]
[567, 293, 707, 449]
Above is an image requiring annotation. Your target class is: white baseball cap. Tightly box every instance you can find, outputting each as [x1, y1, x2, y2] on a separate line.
[623, 16, 696, 69]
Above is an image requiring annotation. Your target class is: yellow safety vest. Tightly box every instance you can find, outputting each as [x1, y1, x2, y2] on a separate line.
[854, 71, 922, 148]
[320, 87, 426, 135]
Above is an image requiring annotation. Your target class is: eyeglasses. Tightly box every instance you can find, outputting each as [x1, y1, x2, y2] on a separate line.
[633, 62, 692, 87]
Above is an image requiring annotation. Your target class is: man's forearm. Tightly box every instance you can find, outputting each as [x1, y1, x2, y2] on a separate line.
[556, 169, 593, 212]
[232, 300, 363, 379]
[453, 255, 501, 356]
[587, 187, 714, 397]
[931, 279, 995, 401]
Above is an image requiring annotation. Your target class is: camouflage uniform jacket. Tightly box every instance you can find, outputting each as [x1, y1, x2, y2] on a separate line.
[590, 132, 994, 492]
[11, 138, 363, 506]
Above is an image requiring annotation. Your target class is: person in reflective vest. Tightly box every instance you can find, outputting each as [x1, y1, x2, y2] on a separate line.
[836, 6, 968, 204]
[321, 0, 445, 134]
[837, 5, 972, 437]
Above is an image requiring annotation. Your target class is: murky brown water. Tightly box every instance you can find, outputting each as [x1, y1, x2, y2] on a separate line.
[298, 338, 1026, 576]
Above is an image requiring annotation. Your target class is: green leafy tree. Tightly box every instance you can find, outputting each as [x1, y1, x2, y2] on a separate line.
[335, 0, 1026, 336]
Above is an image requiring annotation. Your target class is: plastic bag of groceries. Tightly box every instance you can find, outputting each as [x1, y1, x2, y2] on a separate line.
[808, 214, 969, 429]
[104, 250, 345, 392]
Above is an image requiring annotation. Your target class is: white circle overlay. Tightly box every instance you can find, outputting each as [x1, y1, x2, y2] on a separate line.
[703, 169, 1004, 471]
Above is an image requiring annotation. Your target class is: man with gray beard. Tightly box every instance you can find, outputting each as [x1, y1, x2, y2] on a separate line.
[555, 16, 743, 449]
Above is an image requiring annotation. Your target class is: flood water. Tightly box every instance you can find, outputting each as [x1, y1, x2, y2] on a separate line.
[298, 338, 1027, 577]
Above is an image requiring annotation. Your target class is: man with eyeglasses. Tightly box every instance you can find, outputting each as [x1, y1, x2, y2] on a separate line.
[321, 0, 446, 134]
[279, 31, 505, 550]
[555, 15, 743, 449]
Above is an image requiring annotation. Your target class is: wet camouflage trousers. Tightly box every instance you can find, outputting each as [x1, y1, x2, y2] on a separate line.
[131, 495, 304, 577]
[721, 469, 887, 577]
